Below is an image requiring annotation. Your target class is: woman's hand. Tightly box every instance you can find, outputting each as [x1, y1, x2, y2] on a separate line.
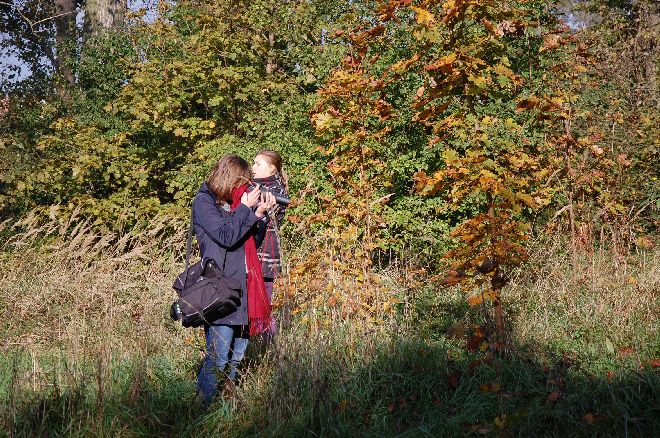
[241, 185, 261, 209]
[255, 191, 276, 218]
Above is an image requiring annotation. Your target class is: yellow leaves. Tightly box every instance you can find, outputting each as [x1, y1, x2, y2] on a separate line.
[383, 296, 400, 313]
[477, 169, 498, 188]
[481, 18, 503, 37]
[491, 63, 523, 86]
[468, 289, 500, 307]
[312, 112, 336, 132]
[410, 6, 435, 25]
[635, 236, 654, 249]
[516, 192, 536, 208]
[494, 415, 507, 429]
[51, 117, 76, 131]
[424, 53, 457, 73]
[442, 148, 460, 165]
[442, 0, 466, 24]
[540, 34, 563, 52]
[467, 74, 488, 88]
[390, 54, 420, 73]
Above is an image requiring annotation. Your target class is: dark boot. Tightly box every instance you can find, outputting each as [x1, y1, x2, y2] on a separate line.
[222, 378, 236, 399]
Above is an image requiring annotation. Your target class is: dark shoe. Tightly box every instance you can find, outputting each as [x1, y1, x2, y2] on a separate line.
[222, 379, 236, 399]
[193, 390, 210, 411]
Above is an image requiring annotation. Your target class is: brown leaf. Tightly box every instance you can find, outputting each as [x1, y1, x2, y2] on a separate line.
[583, 413, 597, 424]
[481, 18, 503, 37]
[445, 323, 466, 339]
[618, 346, 635, 357]
[424, 53, 457, 73]
[466, 329, 485, 351]
[447, 371, 461, 389]
[547, 391, 561, 402]
[479, 382, 501, 393]
[516, 97, 540, 112]
[541, 34, 563, 52]
[412, 170, 428, 192]
[468, 293, 484, 306]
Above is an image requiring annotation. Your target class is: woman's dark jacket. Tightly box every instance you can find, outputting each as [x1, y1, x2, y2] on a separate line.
[192, 183, 266, 326]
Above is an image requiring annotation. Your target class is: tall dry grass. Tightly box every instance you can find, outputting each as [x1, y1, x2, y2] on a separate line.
[0, 213, 658, 437]
[1, 210, 190, 355]
[506, 238, 659, 364]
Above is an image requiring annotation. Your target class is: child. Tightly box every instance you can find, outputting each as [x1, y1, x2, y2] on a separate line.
[251, 150, 289, 335]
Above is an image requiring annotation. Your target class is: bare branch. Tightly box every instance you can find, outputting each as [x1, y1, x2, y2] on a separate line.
[0, 1, 77, 34]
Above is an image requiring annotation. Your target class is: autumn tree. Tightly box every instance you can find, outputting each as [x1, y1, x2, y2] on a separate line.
[299, 22, 396, 317]
[354, 0, 559, 343]
[0, 0, 349, 227]
[520, 0, 659, 261]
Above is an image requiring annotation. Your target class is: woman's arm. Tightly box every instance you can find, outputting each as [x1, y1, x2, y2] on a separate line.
[193, 194, 258, 248]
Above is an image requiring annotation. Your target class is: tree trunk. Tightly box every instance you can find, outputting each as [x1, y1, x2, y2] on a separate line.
[54, 0, 76, 89]
[84, 0, 127, 37]
[266, 30, 277, 74]
[486, 197, 506, 346]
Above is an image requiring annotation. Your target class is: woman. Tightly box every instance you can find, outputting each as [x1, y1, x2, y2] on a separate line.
[193, 154, 276, 406]
[251, 150, 289, 335]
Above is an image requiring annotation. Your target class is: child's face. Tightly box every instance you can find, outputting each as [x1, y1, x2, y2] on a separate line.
[252, 155, 276, 179]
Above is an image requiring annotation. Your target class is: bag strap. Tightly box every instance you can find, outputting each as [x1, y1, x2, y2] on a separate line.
[182, 208, 194, 288]
[183, 199, 228, 287]
[185, 208, 194, 270]
[267, 207, 287, 276]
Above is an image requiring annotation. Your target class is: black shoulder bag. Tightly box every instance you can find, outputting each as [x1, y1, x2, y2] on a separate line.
[170, 212, 242, 328]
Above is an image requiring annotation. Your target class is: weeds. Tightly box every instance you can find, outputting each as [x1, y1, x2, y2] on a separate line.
[0, 217, 658, 437]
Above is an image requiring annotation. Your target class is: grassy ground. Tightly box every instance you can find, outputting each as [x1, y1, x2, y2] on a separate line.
[0, 220, 658, 437]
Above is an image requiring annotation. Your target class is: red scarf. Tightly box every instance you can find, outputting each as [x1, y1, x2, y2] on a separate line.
[230, 185, 273, 336]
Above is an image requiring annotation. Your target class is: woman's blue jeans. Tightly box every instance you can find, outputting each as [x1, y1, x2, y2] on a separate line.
[196, 325, 249, 406]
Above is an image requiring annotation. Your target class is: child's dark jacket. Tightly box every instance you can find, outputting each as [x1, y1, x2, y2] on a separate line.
[253, 174, 287, 278]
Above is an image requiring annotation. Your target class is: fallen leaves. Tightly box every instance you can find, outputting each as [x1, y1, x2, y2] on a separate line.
[583, 412, 597, 424]
[546, 391, 562, 402]
[479, 382, 501, 393]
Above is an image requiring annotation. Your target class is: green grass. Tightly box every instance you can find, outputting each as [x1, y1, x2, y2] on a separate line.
[2, 329, 657, 437]
[0, 228, 658, 437]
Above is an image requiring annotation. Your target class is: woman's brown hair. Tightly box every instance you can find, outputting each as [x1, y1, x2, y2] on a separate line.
[256, 149, 288, 191]
[207, 155, 251, 203]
